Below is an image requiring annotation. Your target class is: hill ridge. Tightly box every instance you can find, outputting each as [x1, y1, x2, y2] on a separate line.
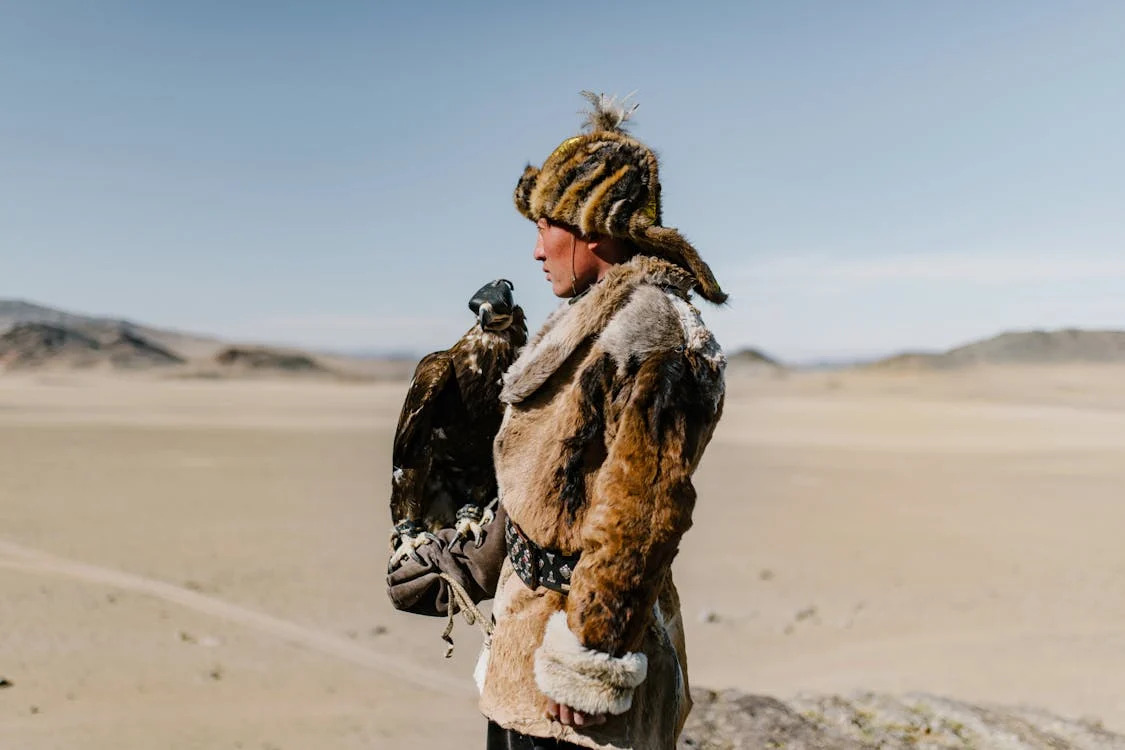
[867, 328, 1125, 370]
[0, 299, 415, 378]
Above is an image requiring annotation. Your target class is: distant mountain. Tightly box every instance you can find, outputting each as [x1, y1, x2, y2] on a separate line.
[730, 347, 782, 366]
[0, 299, 117, 331]
[0, 322, 184, 370]
[867, 329, 1125, 370]
[0, 299, 390, 378]
[0, 298, 223, 360]
[214, 346, 330, 374]
[726, 346, 787, 377]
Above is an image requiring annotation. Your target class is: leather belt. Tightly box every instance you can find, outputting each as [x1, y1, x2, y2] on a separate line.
[505, 516, 580, 594]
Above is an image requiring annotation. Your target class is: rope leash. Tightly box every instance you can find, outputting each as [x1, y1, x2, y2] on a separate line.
[438, 572, 494, 658]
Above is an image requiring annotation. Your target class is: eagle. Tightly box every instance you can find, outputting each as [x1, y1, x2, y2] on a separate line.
[388, 279, 527, 569]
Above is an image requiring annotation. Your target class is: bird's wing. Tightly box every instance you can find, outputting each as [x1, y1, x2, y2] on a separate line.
[392, 351, 455, 467]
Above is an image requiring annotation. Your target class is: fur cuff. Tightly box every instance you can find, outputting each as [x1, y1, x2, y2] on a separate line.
[533, 611, 647, 715]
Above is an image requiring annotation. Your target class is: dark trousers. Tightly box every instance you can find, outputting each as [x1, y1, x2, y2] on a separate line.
[486, 721, 585, 750]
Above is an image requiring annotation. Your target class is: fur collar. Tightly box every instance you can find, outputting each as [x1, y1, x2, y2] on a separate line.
[500, 256, 693, 404]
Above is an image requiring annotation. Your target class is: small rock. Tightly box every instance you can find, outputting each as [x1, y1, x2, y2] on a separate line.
[180, 631, 221, 647]
[794, 606, 818, 622]
[759, 568, 775, 581]
[698, 609, 720, 624]
[29, 705, 40, 715]
[370, 625, 388, 636]
[0, 678, 12, 689]
[208, 665, 223, 681]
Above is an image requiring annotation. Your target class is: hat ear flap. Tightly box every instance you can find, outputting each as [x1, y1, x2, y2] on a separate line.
[514, 165, 540, 220]
[630, 217, 728, 305]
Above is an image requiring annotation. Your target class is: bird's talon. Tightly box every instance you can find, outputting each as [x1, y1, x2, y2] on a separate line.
[455, 518, 483, 545]
[388, 546, 409, 570]
[475, 507, 495, 545]
[455, 504, 489, 545]
[388, 526, 437, 570]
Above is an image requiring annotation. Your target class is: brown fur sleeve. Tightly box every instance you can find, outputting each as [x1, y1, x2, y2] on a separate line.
[565, 347, 724, 656]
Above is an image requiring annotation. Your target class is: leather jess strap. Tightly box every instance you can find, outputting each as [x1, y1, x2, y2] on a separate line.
[505, 516, 580, 594]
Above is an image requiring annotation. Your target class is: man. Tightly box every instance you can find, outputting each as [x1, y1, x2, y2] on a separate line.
[390, 92, 727, 750]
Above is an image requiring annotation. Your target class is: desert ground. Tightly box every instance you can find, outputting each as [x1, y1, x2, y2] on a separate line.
[2, 365, 1125, 748]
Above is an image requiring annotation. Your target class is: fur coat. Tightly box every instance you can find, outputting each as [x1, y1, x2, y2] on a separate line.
[477, 255, 726, 749]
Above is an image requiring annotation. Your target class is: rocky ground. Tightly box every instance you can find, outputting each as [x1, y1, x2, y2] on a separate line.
[681, 690, 1125, 750]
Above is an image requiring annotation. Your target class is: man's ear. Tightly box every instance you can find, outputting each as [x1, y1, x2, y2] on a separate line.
[586, 233, 615, 254]
[587, 234, 630, 263]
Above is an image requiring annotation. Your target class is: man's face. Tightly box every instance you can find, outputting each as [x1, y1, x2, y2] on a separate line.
[533, 218, 598, 298]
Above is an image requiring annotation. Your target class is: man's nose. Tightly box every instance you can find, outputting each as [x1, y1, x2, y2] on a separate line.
[533, 238, 546, 261]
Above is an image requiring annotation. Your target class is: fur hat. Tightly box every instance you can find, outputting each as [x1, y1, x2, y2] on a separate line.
[514, 92, 727, 304]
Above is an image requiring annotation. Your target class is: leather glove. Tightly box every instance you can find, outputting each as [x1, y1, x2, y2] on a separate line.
[385, 504, 507, 617]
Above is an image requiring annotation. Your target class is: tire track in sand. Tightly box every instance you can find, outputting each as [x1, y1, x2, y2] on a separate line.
[0, 538, 470, 696]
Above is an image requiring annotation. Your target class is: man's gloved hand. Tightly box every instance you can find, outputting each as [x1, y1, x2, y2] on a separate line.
[386, 504, 507, 616]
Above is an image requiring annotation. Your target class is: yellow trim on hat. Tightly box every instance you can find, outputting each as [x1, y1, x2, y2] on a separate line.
[643, 190, 659, 222]
[547, 136, 584, 165]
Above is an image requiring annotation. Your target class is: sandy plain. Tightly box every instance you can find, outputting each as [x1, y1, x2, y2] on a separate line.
[2, 365, 1125, 748]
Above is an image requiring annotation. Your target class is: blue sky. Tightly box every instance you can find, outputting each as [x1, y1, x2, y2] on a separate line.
[2, 1, 1123, 362]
